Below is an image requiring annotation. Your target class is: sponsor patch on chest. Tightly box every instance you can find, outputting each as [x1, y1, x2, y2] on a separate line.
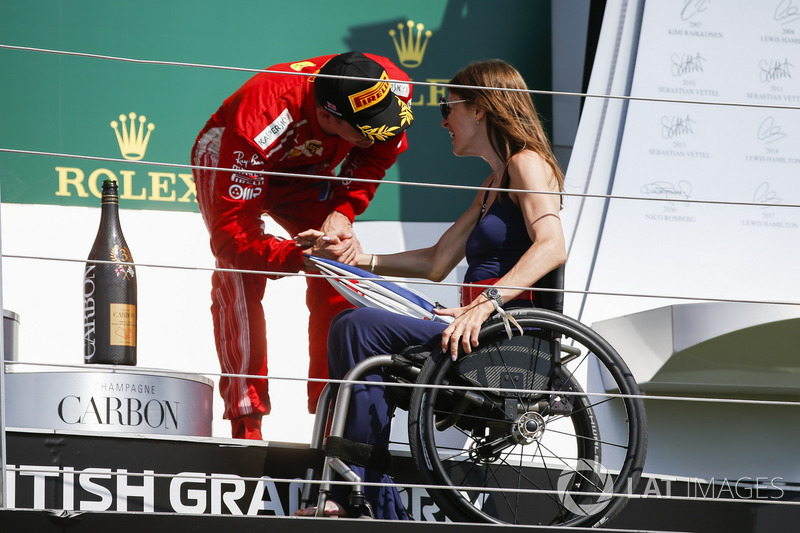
[254, 109, 293, 150]
[288, 139, 324, 158]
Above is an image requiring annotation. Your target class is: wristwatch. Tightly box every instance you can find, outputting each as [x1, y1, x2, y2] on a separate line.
[481, 287, 504, 308]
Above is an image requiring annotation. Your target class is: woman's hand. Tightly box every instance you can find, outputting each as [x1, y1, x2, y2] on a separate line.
[320, 211, 363, 265]
[296, 227, 360, 265]
[435, 299, 495, 360]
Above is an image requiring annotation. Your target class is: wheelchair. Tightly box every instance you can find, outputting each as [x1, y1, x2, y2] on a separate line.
[300, 266, 648, 527]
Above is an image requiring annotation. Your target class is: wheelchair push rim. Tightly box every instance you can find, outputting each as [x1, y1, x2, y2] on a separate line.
[407, 308, 647, 527]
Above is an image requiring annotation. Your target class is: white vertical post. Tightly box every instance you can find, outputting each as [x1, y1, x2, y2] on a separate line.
[0, 173, 7, 509]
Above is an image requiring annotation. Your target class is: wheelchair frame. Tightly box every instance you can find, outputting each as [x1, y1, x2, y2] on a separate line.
[299, 305, 648, 527]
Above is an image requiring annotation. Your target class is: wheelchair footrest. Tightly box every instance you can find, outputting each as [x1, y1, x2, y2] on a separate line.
[325, 436, 392, 472]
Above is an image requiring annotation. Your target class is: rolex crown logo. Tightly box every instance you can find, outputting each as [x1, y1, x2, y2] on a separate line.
[111, 112, 155, 161]
[389, 20, 432, 68]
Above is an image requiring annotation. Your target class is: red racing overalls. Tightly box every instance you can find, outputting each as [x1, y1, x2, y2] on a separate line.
[191, 54, 412, 420]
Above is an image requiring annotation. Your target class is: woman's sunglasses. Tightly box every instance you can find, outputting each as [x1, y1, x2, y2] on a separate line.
[439, 96, 468, 119]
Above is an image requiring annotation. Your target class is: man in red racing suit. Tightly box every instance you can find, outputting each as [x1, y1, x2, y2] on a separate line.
[191, 52, 414, 439]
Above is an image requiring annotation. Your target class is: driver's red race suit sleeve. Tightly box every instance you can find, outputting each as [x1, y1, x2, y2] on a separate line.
[191, 53, 412, 423]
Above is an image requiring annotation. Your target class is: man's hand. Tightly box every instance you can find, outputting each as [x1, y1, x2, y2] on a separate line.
[319, 211, 363, 265]
[295, 228, 359, 266]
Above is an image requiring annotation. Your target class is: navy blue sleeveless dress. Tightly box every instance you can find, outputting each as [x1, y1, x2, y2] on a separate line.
[325, 192, 532, 519]
[465, 192, 533, 283]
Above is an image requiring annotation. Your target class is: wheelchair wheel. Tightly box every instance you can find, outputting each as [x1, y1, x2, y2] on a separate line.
[407, 308, 647, 527]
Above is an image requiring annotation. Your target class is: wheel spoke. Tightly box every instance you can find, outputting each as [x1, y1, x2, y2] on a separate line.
[408, 309, 647, 526]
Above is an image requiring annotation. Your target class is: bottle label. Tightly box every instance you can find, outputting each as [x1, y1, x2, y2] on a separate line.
[110, 303, 136, 347]
[110, 245, 135, 280]
[83, 265, 97, 361]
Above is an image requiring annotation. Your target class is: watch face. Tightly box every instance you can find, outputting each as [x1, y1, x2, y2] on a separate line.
[484, 288, 500, 300]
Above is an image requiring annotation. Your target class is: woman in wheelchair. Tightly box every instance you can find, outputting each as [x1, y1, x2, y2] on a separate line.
[313, 59, 567, 519]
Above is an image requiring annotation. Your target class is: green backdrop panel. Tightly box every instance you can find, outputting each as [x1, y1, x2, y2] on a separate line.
[0, 0, 552, 222]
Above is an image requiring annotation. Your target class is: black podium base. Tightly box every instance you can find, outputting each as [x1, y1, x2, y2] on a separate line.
[1, 429, 798, 532]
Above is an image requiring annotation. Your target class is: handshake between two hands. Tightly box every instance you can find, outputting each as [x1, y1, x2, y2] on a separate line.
[295, 227, 363, 269]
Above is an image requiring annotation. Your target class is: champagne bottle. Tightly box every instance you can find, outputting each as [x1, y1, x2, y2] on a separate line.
[83, 179, 137, 365]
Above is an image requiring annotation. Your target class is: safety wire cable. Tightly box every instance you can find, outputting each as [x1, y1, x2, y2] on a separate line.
[3, 44, 800, 111]
[1, 43, 800, 525]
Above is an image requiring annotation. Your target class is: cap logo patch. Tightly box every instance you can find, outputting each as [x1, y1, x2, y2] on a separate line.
[398, 99, 413, 127]
[348, 71, 390, 113]
[357, 124, 399, 142]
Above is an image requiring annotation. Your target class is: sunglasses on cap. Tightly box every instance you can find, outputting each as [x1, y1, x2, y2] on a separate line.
[439, 96, 468, 119]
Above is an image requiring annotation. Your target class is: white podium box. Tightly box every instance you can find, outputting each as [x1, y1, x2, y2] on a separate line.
[592, 302, 800, 397]
[3, 309, 20, 361]
[4, 364, 214, 437]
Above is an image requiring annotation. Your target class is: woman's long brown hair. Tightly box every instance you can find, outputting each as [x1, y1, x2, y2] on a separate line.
[449, 60, 564, 191]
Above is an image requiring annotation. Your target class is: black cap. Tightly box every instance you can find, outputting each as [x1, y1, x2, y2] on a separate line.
[314, 52, 414, 142]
